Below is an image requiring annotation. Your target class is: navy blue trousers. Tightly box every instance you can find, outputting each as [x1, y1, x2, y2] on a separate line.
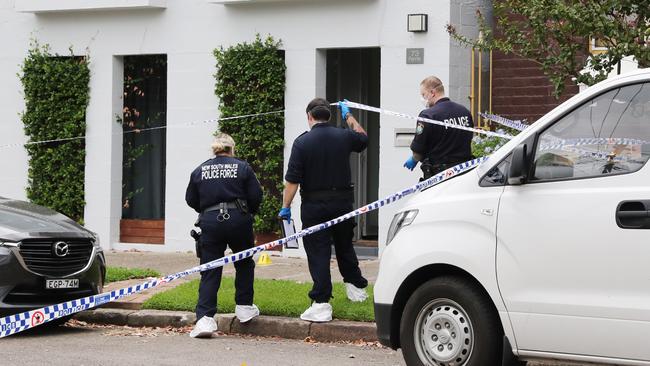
[301, 200, 368, 303]
[195, 210, 255, 319]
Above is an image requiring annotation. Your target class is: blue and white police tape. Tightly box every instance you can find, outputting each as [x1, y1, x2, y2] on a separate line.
[343, 100, 646, 163]
[477, 113, 650, 151]
[0, 156, 488, 338]
[0, 110, 285, 150]
[479, 112, 529, 132]
[548, 137, 650, 148]
[340, 101, 515, 140]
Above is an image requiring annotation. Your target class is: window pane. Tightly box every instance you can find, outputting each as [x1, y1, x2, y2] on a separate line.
[481, 155, 511, 186]
[532, 83, 650, 181]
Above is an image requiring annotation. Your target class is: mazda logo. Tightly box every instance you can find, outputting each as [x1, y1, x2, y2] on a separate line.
[53, 242, 69, 257]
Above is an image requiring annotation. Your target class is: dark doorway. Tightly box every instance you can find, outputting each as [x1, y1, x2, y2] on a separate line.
[120, 54, 167, 244]
[326, 48, 380, 243]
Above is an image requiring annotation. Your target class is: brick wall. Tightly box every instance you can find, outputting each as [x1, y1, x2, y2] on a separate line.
[491, 50, 579, 123]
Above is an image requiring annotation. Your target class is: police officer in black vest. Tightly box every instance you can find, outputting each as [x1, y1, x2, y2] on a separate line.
[404, 76, 474, 180]
[279, 98, 369, 323]
[185, 133, 263, 338]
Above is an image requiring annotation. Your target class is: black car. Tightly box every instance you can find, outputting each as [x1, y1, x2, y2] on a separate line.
[0, 197, 105, 317]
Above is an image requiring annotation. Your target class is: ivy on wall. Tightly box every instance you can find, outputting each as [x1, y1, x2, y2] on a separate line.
[214, 35, 286, 233]
[20, 43, 90, 222]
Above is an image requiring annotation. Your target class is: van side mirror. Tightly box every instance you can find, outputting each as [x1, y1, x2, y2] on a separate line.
[508, 143, 528, 185]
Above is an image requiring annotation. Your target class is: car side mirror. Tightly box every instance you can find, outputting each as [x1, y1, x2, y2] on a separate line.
[508, 143, 528, 185]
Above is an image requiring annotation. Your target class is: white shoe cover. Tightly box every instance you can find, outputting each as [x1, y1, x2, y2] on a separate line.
[300, 302, 333, 322]
[345, 283, 368, 302]
[235, 304, 260, 323]
[190, 316, 217, 338]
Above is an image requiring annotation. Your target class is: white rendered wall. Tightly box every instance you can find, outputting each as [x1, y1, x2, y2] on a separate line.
[0, 0, 30, 201]
[0, 0, 452, 254]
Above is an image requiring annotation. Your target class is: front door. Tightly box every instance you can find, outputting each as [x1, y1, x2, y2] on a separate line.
[497, 82, 650, 360]
[326, 48, 380, 242]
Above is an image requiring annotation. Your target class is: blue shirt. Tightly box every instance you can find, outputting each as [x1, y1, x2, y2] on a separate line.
[410, 98, 474, 163]
[285, 123, 368, 192]
[185, 155, 263, 214]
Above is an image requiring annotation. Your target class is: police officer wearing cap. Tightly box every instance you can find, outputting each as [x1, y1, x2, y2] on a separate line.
[185, 133, 263, 338]
[404, 76, 474, 180]
[279, 98, 369, 323]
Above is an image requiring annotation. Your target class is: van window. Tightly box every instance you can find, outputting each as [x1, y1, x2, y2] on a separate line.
[480, 155, 511, 187]
[531, 83, 650, 181]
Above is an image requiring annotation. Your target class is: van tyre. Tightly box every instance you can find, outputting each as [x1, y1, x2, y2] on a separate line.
[400, 276, 502, 366]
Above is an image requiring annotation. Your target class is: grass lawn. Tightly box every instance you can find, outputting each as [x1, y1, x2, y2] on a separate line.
[142, 278, 375, 322]
[106, 267, 161, 283]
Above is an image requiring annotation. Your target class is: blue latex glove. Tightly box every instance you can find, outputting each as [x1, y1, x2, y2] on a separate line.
[403, 156, 418, 171]
[338, 99, 351, 120]
[278, 207, 291, 221]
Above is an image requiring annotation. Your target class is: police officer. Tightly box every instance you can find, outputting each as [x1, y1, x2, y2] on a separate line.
[404, 76, 474, 179]
[185, 133, 263, 338]
[279, 98, 369, 322]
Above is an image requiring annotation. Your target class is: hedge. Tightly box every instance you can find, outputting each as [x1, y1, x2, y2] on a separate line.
[20, 44, 90, 223]
[214, 35, 286, 233]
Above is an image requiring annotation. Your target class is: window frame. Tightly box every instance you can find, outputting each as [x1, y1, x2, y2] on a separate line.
[527, 80, 650, 185]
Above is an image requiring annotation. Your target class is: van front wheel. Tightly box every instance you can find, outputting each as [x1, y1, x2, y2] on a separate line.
[400, 276, 502, 366]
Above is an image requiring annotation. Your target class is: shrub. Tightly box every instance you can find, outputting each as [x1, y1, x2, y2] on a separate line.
[214, 35, 286, 233]
[20, 43, 90, 223]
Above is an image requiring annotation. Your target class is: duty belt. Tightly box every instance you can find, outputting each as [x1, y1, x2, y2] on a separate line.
[301, 187, 354, 202]
[202, 200, 248, 221]
[420, 157, 472, 181]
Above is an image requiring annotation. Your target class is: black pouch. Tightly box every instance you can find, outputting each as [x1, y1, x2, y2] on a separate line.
[420, 161, 436, 181]
[190, 229, 202, 258]
[236, 199, 249, 214]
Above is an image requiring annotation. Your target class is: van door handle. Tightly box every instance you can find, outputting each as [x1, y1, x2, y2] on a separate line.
[616, 200, 650, 229]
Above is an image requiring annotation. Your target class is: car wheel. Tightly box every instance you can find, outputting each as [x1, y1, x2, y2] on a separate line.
[400, 276, 502, 366]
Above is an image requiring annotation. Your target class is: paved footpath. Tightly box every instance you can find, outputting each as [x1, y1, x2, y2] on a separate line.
[105, 250, 379, 283]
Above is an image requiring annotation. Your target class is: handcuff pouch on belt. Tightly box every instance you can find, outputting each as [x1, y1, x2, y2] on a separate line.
[191, 199, 249, 258]
[202, 199, 249, 222]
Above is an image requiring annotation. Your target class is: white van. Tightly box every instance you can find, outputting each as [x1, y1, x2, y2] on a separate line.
[374, 69, 650, 366]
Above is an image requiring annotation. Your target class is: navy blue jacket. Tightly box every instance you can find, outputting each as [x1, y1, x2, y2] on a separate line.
[285, 123, 367, 192]
[410, 97, 474, 163]
[185, 156, 263, 214]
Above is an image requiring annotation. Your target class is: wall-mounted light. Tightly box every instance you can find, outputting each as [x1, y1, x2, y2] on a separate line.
[407, 14, 428, 33]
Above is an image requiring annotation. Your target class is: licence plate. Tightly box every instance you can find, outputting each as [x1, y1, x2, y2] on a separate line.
[46, 279, 79, 289]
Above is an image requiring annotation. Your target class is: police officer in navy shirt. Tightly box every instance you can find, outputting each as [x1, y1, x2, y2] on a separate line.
[185, 133, 263, 338]
[404, 76, 474, 180]
[279, 98, 369, 322]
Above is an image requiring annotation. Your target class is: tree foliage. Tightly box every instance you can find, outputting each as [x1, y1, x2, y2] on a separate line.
[448, 0, 650, 96]
[214, 35, 286, 233]
[20, 43, 90, 223]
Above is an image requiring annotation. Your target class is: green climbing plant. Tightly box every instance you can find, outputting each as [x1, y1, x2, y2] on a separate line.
[214, 35, 286, 233]
[20, 42, 90, 223]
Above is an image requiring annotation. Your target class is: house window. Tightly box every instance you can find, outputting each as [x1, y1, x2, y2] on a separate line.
[120, 55, 167, 244]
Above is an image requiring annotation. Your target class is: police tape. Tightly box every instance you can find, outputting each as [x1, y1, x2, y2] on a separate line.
[478, 113, 650, 149]
[474, 111, 648, 162]
[549, 137, 650, 148]
[0, 156, 488, 338]
[479, 113, 529, 132]
[344, 100, 646, 165]
[0, 110, 285, 150]
[341, 101, 515, 140]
